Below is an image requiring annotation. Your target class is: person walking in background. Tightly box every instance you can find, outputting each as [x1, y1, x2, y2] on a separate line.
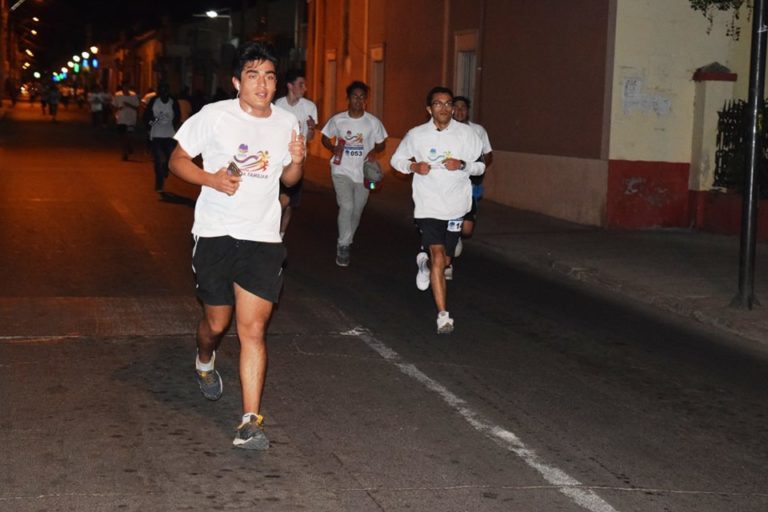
[40, 83, 49, 115]
[448, 95, 493, 277]
[177, 86, 192, 124]
[47, 83, 61, 123]
[320, 81, 387, 267]
[169, 41, 305, 450]
[87, 84, 107, 128]
[113, 81, 140, 160]
[143, 82, 180, 193]
[274, 70, 318, 239]
[390, 86, 483, 334]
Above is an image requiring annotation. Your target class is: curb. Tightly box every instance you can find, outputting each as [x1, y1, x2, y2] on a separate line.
[475, 239, 768, 349]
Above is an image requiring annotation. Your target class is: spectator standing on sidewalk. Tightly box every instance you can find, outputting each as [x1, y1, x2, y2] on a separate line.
[320, 81, 387, 267]
[143, 82, 180, 193]
[274, 70, 318, 239]
[169, 41, 305, 450]
[447, 95, 493, 275]
[390, 86, 483, 334]
[113, 81, 140, 160]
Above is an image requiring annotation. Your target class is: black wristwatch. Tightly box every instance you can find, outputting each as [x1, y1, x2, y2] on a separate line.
[459, 160, 466, 170]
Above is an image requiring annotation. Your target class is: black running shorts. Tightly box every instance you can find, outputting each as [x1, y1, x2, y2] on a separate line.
[192, 236, 286, 305]
[415, 218, 463, 258]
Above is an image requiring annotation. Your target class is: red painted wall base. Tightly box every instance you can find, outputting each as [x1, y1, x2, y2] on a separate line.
[689, 190, 768, 241]
[607, 160, 690, 229]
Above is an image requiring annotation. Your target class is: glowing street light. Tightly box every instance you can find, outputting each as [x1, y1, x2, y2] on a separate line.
[90, 46, 99, 54]
[196, 9, 234, 44]
[33, 71, 40, 79]
[72, 55, 80, 62]
[25, 48, 34, 57]
[81, 51, 89, 59]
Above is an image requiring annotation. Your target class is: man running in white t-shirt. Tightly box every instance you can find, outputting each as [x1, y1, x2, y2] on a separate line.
[446, 95, 493, 277]
[170, 42, 305, 450]
[274, 70, 318, 238]
[321, 81, 387, 267]
[390, 86, 484, 334]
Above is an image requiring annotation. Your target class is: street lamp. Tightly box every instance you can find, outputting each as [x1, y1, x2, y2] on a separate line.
[195, 9, 234, 45]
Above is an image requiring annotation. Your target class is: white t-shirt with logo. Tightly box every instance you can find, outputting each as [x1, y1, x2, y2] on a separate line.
[274, 96, 317, 140]
[469, 121, 492, 155]
[320, 111, 387, 183]
[174, 99, 299, 242]
[148, 98, 176, 140]
[113, 90, 139, 126]
[390, 119, 483, 220]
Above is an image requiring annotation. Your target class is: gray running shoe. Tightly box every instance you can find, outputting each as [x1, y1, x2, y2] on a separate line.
[233, 414, 269, 450]
[336, 245, 350, 267]
[195, 368, 223, 401]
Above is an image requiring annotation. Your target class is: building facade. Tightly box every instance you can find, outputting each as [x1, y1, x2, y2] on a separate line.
[305, 0, 756, 231]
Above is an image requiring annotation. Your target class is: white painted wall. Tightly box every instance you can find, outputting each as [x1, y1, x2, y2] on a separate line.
[610, 0, 739, 163]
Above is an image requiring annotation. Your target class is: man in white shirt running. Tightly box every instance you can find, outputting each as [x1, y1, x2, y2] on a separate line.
[447, 95, 493, 275]
[274, 70, 318, 238]
[169, 42, 306, 450]
[321, 81, 387, 267]
[112, 81, 140, 160]
[390, 86, 484, 334]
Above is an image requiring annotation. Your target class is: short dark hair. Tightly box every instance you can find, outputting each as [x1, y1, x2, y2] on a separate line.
[285, 69, 305, 84]
[453, 95, 471, 108]
[346, 80, 369, 98]
[233, 41, 278, 79]
[426, 86, 453, 106]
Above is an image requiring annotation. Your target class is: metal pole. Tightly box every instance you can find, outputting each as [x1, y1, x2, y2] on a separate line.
[733, 0, 767, 310]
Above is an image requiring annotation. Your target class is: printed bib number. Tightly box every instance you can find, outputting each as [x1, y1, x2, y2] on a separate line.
[447, 219, 463, 232]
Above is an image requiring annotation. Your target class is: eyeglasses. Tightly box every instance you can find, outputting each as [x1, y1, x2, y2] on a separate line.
[431, 101, 453, 109]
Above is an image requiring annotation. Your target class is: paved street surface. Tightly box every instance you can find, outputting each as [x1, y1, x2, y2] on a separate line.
[1, 102, 767, 511]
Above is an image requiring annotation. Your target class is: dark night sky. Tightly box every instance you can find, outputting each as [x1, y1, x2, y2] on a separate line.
[13, 0, 244, 71]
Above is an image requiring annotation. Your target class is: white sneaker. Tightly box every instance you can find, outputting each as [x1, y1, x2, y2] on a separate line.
[444, 264, 453, 280]
[436, 311, 454, 334]
[454, 238, 463, 258]
[416, 252, 430, 291]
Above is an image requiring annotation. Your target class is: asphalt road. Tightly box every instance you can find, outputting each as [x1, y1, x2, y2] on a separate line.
[1, 103, 767, 512]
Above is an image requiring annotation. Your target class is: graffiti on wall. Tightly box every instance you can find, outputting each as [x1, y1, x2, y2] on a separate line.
[622, 76, 672, 116]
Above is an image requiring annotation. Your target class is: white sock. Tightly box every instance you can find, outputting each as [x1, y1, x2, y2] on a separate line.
[196, 350, 215, 372]
[242, 412, 258, 424]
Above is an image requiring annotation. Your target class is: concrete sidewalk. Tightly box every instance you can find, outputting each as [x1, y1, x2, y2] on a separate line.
[304, 155, 768, 349]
